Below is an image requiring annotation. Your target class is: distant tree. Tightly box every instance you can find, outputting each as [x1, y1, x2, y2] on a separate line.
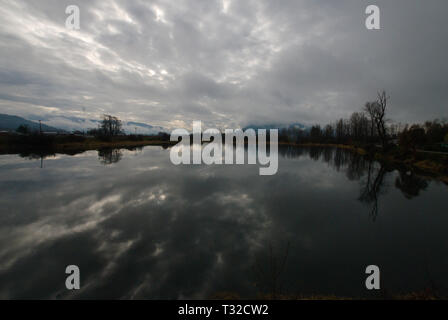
[87, 128, 102, 136]
[323, 124, 334, 141]
[335, 118, 345, 142]
[100, 114, 123, 136]
[279, 128, 290, 143]
[424, 119, 447, 144]
[310, 125, 322, 142]
[399, 125, 426, 152]
[158, 132, 170, 141]
[349, 112, 369, 141]
[16, 124, 30, 134]
[444, 133, 448, 144]
[295, 129, 305, 143]
[388, 122, 401, 138]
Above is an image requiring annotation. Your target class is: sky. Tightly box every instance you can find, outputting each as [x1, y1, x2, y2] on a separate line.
[0, 0, 447, 129]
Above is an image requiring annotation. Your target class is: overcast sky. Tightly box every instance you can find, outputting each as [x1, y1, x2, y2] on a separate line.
[0, 0, 447, 129]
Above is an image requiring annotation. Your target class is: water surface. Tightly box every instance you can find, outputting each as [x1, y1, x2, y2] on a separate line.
[0, 146, 447, 299]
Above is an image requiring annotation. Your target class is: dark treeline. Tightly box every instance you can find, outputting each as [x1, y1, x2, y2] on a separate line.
[278, 91, 448, 153]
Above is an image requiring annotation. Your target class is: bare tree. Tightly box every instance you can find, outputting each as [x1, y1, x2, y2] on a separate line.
[376, 90, 389, 147]
[364, 90, 390, 148]
[364, 102, 376, 139]
[335, 118, 350, 142]
[252, 241, 290, 299]
[323, 124, 334, 141]
[349, 112, 369, 141]
[100, 114, 123, 136]
[310, 124, 322, 142]
[335, 118, 344, 142]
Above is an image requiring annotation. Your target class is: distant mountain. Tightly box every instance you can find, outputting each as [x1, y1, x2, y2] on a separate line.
[243, 122, 309, 131]
[125, 121, 166, 135]
[0, 114, 63, 132]
[31, 115, 167, 135]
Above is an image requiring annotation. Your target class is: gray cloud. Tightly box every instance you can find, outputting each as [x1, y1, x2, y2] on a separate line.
[0, 0, 447, 129]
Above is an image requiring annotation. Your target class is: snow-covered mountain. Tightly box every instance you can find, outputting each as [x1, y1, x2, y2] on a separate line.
[29, 115, 167, 135]
[0, 114, 63, 132]
[243, 122, 309, 132]
[124, 121, 166, 135]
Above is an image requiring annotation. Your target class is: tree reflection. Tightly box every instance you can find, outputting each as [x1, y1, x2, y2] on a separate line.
[98, 148, 123, 165]
[308, 147, 323, 161]
[277, 145, 436, 220]
[278, 145, 305, 159]
[346, 153, 370, 181]
[395, 171, 428, 199]
[323, 147, 333, 164]
[333, 148, 348, 171]
[358, 162, 388, 221]
[252, 240, 290, 299]
[18, 152, 56, 168]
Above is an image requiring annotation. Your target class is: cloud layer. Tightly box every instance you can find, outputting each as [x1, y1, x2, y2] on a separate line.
[0, 0, 447, 129]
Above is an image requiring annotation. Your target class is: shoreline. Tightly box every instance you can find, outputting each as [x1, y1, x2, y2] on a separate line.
[1, 139, 447, 183]
[0, 138, 176, 155]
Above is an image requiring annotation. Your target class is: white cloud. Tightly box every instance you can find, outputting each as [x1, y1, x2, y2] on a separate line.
[0, 0, 447, 128]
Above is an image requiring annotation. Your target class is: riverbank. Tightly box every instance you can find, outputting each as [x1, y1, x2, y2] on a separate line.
[1, 136, 447, 183]
[0, 135, 175, 155]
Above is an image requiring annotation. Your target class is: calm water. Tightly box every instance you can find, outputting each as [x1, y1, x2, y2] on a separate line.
[0, 146, 447, 299]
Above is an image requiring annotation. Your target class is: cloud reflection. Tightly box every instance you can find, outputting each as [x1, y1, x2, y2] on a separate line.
[0, 146, 447, 299]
